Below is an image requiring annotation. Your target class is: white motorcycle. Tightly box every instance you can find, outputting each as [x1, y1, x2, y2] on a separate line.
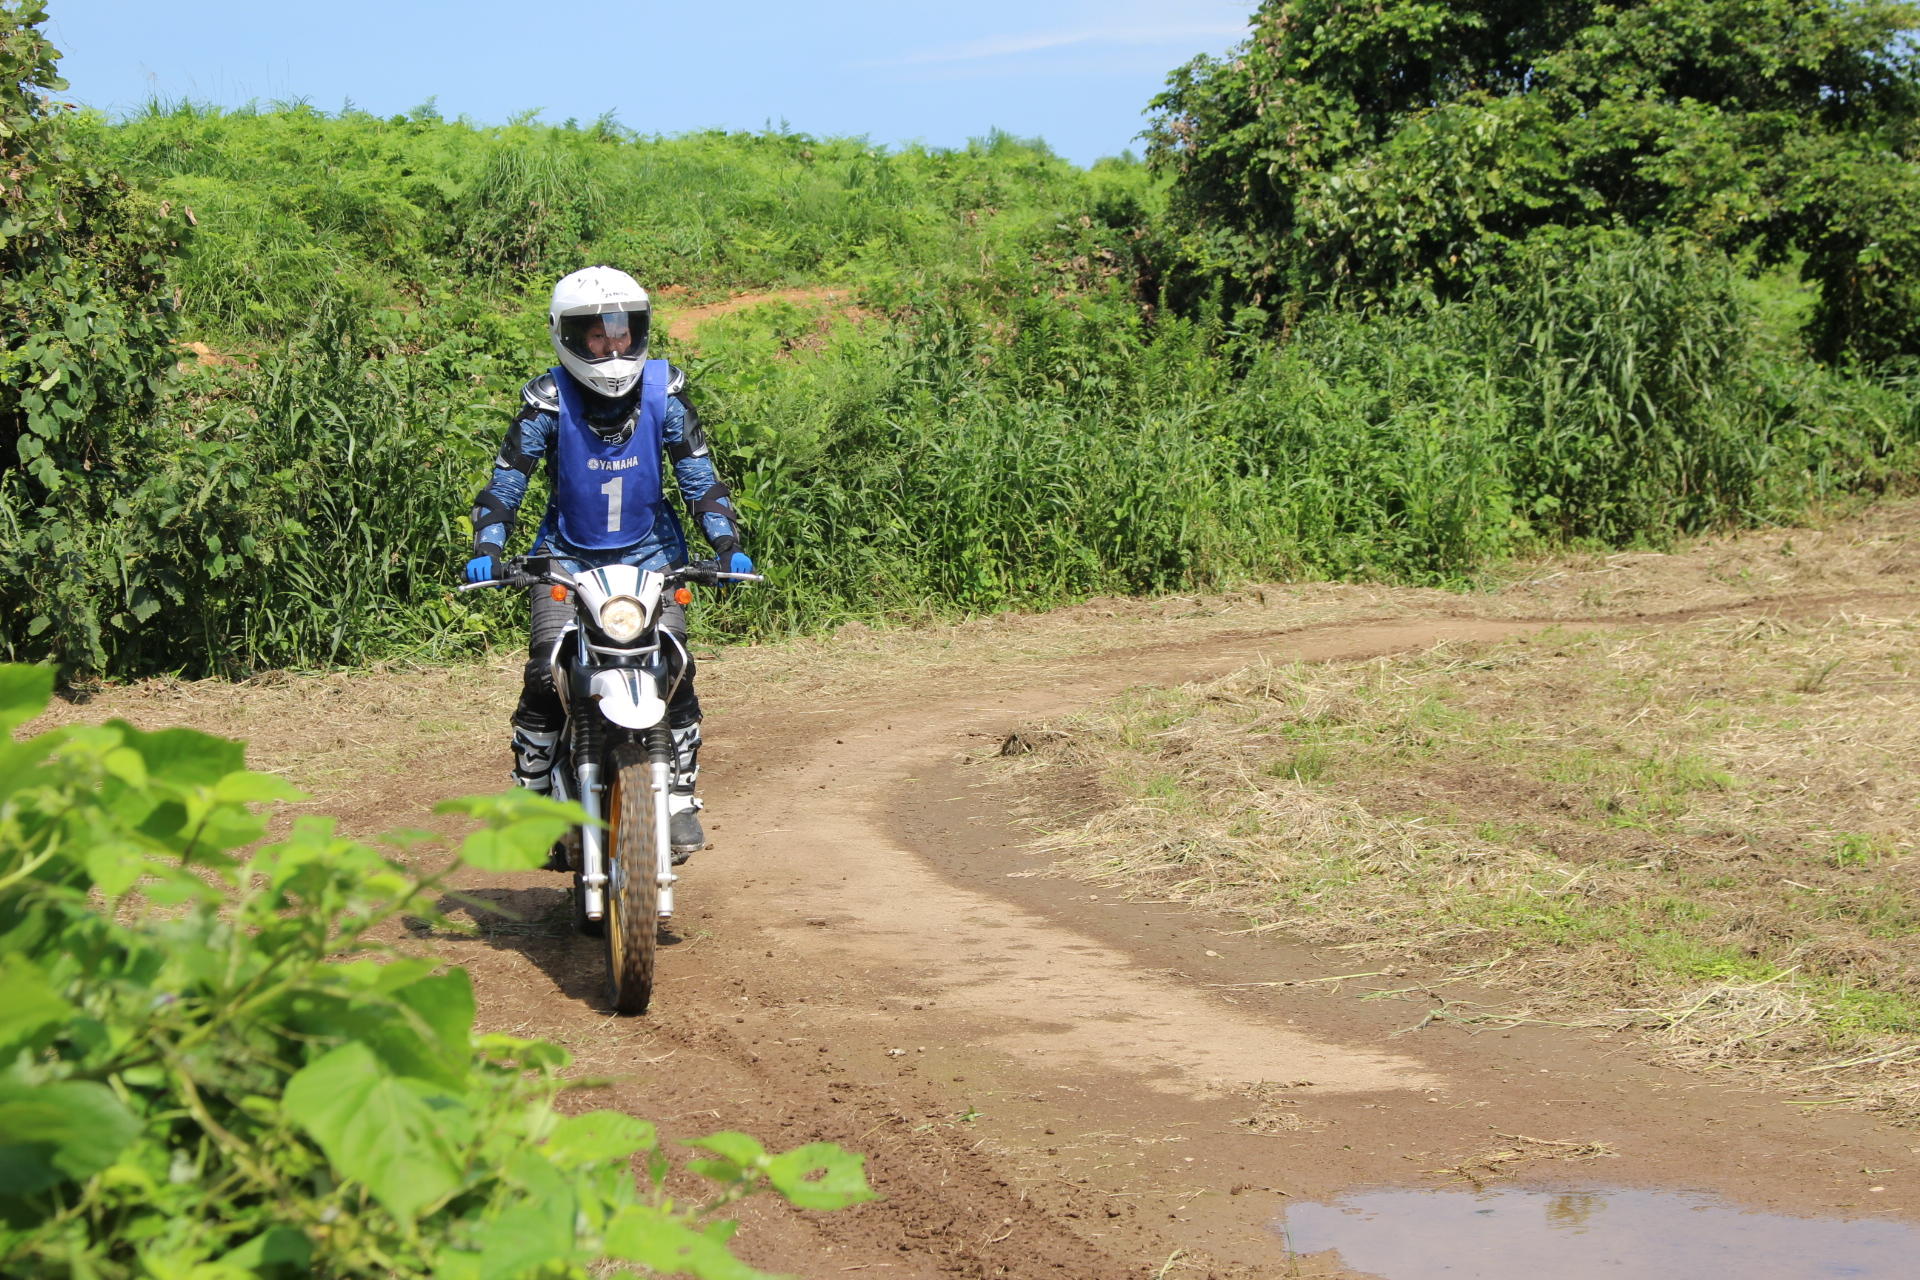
[463, 555, 759, 1014]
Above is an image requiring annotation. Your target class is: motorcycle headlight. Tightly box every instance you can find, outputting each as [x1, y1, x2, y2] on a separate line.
[598, 596, 646, 643]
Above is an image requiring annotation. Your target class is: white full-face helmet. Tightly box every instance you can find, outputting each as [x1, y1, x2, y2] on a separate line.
[549, 265, 651, 398]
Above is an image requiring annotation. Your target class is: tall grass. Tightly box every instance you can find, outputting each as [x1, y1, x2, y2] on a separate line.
[694, 250, 1920, 642]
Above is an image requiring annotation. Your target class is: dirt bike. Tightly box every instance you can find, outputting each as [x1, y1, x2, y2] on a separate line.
[462, 554, 760, 1014]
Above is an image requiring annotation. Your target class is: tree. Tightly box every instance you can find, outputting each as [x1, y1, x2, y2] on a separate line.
[1145, 0, 1920, 358]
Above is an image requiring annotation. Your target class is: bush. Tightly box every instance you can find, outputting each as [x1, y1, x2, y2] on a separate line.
[1143, 0, 1920, 362]
[0, 662, 873, 1277]
[0, 1, 191, 673]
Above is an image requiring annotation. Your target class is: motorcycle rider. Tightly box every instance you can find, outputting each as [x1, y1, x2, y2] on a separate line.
[463, 265, 752, 862]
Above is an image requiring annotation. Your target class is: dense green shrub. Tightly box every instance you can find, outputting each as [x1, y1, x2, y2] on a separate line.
[0, 2, 187, 491]
[0, 662, 872, 1277]
[2, 295, 514, 677]
[1143, 0, 1920, 361]
[0, 1, 191, 672]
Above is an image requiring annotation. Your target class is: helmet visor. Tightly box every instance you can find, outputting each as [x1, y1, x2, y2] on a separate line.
[557, 308, 650, 363]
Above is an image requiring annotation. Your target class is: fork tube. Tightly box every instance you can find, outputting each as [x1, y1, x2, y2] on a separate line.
[648, 726, 676, 919]
[576, 760, 607, 920]
[574, 714, 608, 920]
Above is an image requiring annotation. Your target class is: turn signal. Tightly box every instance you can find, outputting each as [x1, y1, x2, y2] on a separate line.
[674, 587, 693, 605]
[550, 585, 568, 602]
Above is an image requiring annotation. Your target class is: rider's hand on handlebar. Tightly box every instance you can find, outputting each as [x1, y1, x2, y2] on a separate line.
[463, 554, 498, 584]
[722, 550, 755, 578]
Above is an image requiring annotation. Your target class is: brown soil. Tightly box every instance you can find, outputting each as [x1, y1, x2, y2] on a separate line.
[35, 500, 1920, 1278]
[175, 341, 244, 369]
[658, 286, 865, 347]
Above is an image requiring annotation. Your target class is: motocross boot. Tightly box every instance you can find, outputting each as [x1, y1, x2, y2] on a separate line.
[668, 721, 705, 864]
[511, 724, 560, 795]
[510, 724, 572, 871]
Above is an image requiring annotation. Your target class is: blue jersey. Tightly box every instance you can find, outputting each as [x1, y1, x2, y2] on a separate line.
[468, 363, 743, 573]
[550, 360, 667, 550]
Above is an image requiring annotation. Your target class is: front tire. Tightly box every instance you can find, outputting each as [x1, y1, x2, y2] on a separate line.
[604, 743, 661, 1015]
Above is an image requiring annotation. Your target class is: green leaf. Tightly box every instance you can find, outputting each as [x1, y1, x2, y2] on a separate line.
[212, 771, 308, 805]
[283, 1043, 467, 1221]
[457, 817, 572, 872]
[544, 1112, 657, 1169]
[436, 790, 586, 826]
[284, 974, 472, 1094]
[219, 1225, 312, 1275]
[762, 1143, 877, 1211]
[393, 970, 477, 1070]
[0, 957, 72, 1051]
[684, 1131, 770, 1186]
[101, 746, 148, 788]
[0, 664, 53, 734]
[475, 1196, 581, 1280]
[474, 1033, 571, 1073]
[682, 1132, 767, 1167]
[0, 1080, 142, 1197]
[437, 791, 583, 871]
[604, 1206, 779, 1280]
[0, 738, 56, 805]
[111, 721, 244, 786]
[429, 1254, 482, 1280]
[83, 839, 153, 898]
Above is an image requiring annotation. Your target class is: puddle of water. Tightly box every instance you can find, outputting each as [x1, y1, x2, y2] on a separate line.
[1279, 1186, 1920, 1279]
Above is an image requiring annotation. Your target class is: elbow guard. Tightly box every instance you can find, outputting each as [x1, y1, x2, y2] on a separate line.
[666, 394, 710, 461]
[471, 491, 516, 554]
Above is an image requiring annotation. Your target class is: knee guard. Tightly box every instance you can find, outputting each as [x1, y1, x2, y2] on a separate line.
[515, 659, 564, 733]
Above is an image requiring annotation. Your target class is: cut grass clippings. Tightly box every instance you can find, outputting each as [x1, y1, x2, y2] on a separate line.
[999, 610, 1920, 1119]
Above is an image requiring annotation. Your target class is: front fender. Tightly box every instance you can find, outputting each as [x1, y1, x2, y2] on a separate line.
[588, 668, 667, 730]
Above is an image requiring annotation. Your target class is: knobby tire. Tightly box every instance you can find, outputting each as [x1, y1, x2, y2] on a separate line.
[604, 743, 661, 1015]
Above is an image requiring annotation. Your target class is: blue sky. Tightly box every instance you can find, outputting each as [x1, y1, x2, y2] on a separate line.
[48, 2, 1252, 167]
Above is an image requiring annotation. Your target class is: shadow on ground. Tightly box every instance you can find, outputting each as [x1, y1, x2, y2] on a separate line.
[412, 886, 689, 1013]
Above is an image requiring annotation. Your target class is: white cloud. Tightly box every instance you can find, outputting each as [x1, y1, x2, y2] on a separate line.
[866, 21, 1248, 70]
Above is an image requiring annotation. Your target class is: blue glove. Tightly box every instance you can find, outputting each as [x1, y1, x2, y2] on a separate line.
[464, 554, 498, 584]
[722, 550, 755, 577]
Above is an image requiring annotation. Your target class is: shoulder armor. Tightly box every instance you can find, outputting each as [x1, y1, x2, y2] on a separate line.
[520, 372, 560, 413]
[666, 364, 688, 396]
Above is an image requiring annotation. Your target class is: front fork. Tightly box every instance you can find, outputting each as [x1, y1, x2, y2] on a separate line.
[573, 719, 678, 923]
[647, 725, 676, 921]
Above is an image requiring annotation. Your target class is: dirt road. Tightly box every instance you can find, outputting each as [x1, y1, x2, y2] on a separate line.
[44, 505, 1920, 1276]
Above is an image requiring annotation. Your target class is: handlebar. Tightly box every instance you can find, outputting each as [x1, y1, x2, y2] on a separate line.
[458, 556, 763, 593]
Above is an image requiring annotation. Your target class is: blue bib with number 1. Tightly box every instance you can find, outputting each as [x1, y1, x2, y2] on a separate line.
[550, 361, 667, 550]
